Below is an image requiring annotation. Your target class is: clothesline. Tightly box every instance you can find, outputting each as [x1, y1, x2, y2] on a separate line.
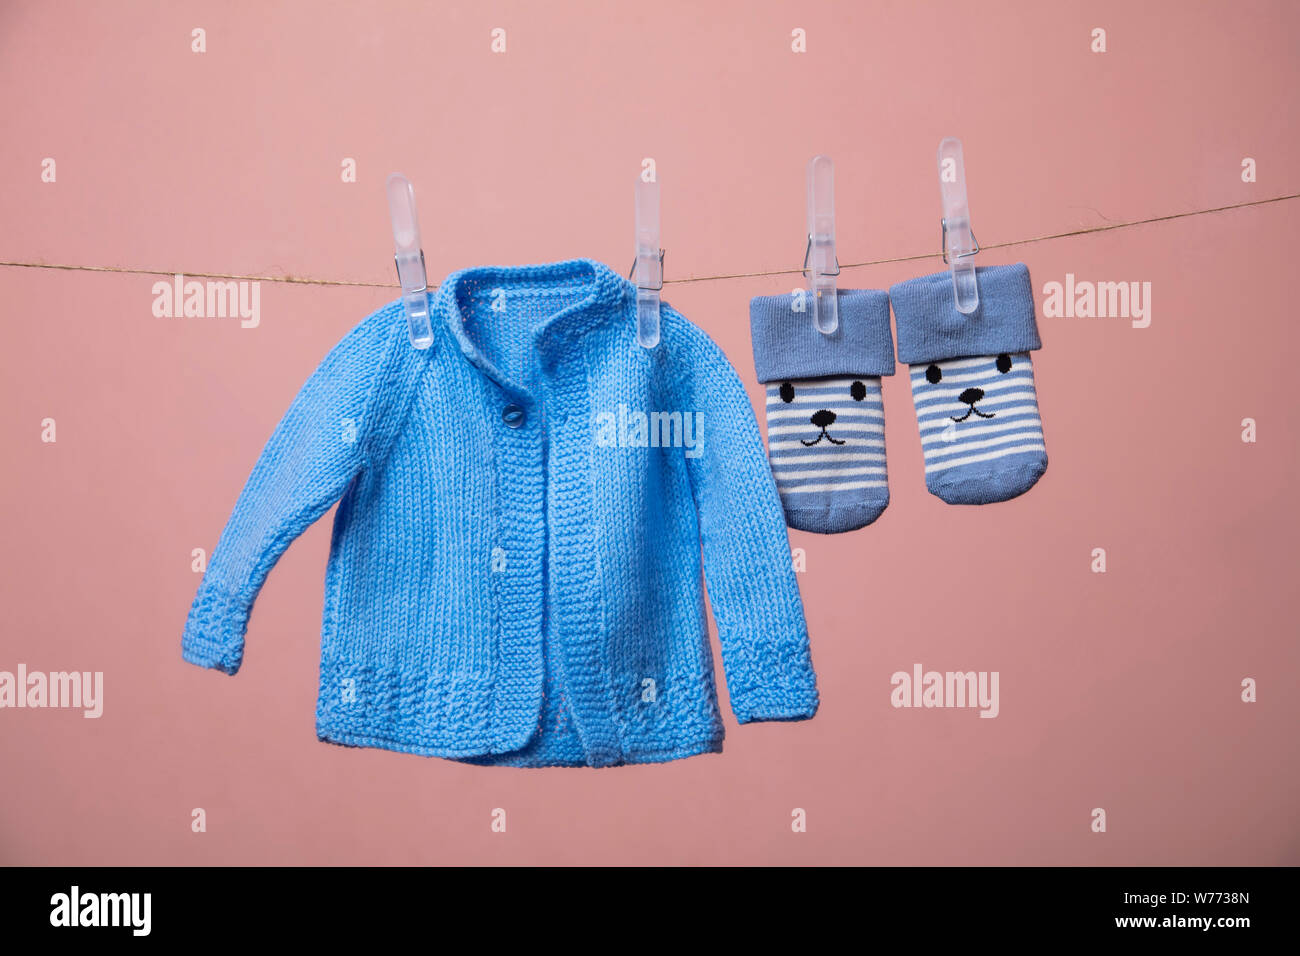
[1, 192, 1294, 290]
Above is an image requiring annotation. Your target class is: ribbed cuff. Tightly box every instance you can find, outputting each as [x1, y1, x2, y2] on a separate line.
[732, 675, 820, 724]
[889, 263, 1041, 365]
[725, 637, 821, 724]
[750, 288, 894, 383]
[181, 580, 250, 675]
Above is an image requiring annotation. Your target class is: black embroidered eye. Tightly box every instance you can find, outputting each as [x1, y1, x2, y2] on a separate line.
[925, 364, 942, 384]
[850, 380, 866, 401]
[996, 353, 1012, 374]
[779, 382, 795, 403]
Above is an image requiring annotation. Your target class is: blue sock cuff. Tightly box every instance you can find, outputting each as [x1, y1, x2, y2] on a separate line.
[889, 263, 1042, 365]
[750, 289, 895, 383]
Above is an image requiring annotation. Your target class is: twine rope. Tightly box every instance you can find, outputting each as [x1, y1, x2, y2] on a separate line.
[2, 192, 1293, 290]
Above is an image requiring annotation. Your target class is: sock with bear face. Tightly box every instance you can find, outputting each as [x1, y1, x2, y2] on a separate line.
[750, 289, 896, 533]
[889, 263, 1048, 505]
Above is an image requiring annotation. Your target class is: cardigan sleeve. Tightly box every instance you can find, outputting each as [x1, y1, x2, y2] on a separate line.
[181, 306, 402, 675]
[675, 314, 820, 724]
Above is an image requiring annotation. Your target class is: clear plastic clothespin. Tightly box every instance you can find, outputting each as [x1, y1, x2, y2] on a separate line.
[937, 137, 980, 314]
[386, 173, 434, 349]
[804, 155, 839, 334]
[631, 176, 663, 349]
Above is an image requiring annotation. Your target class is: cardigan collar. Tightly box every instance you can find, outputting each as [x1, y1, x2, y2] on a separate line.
[433, 258, 633, 392]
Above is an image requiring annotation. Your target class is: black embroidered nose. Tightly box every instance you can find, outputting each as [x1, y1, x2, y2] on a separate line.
[811, 409, 836, 428]
[958, 387, 985, 405]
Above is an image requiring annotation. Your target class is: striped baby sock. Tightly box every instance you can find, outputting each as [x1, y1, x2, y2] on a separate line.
[889, 263, 1048, 505]
[750, 289, 896, 533]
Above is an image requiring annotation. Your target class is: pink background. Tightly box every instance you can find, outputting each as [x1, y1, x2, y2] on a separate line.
[2, 0, 1297, 865]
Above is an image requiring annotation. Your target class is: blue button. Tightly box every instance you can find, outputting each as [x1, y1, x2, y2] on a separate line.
[502, 404, 525, 428]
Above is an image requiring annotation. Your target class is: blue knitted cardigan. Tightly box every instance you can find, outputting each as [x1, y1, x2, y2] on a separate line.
[182, 258, 818, 767]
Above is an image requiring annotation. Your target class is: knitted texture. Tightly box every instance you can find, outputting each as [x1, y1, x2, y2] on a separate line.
[889, 264, 1041, 366]
[750, 289, 895, 383]
[750, 290, 895, 533]
[181, 258, 819, 768]
[890, 264, 1048, 504]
